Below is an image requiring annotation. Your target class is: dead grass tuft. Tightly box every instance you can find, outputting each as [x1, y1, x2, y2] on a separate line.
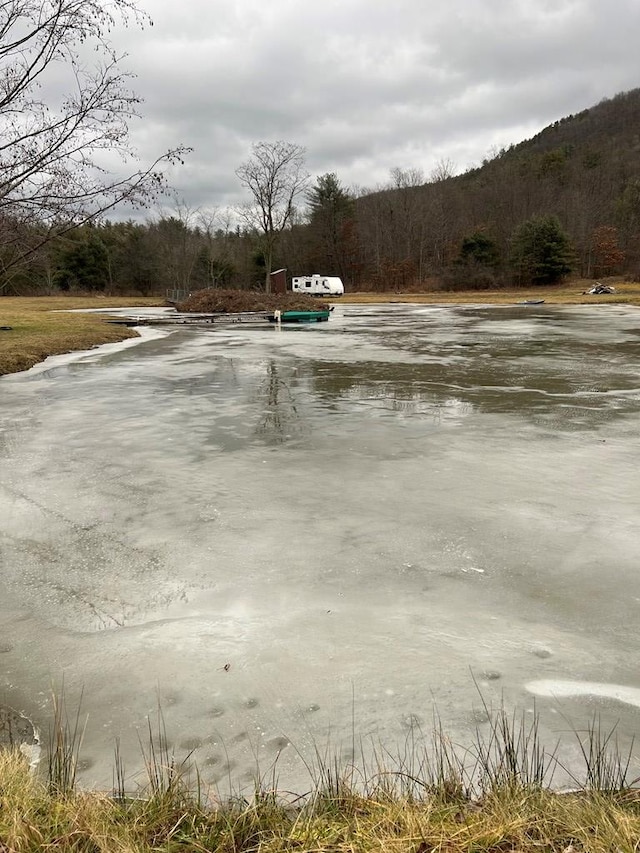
[1, 746, 640, 853]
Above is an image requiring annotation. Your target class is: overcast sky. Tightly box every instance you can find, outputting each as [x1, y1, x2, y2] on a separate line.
[109, 0, 640, 217]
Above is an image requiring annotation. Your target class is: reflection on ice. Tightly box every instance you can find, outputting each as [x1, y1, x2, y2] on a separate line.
[255, 361, 307, 444]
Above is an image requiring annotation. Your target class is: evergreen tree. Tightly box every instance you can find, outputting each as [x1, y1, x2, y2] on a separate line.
[307, 173, 353, 221]
[54, 232, 110, 291]
[448, 230, 502, 289]
[509, 215, 573, 284]
[306, 173, 355, 280]
[458, 232, 500, 268]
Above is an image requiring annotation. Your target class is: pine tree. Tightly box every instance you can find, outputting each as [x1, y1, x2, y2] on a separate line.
[510, 215, 574, 284]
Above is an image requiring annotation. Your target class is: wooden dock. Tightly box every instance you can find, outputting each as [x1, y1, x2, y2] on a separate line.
[107, 311, 275, 328]
[107, 308, 332, 327]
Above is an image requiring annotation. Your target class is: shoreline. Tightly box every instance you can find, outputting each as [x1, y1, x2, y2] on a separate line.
[1, 713, 640, 851]
[2, 281, 639, 377]
[337, 277, 640, 306]
[0, 296, 165, 377]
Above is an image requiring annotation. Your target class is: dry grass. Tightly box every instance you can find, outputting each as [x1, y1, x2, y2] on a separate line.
[340, 277, 640, 306]
[2, 697, 640, 852]
[1, 746, 640, 853]
[0, 295, 164, 376]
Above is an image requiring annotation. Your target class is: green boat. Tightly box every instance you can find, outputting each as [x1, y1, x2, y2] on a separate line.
[268, 309, 331, 323]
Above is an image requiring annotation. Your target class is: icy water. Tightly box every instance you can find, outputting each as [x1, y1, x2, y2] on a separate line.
[2, 302, 640, 791]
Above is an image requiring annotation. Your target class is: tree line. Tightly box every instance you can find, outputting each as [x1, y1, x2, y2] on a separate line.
[5, 103, 640, 295]
[1, 146, 626, 296]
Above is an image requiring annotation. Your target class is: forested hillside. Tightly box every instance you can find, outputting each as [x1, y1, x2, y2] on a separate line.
[4, 89, 640, 296]
[351, 89, 640, 290]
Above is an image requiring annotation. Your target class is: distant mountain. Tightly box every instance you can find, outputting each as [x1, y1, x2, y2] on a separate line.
[349, 88, 640, 288]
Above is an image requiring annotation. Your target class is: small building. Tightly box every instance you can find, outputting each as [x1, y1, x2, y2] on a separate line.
[270, 268, 288, 294]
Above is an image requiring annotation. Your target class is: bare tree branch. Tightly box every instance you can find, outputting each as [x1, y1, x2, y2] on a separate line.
[0, 0, 190, 291]
[235, 140, 308, 291]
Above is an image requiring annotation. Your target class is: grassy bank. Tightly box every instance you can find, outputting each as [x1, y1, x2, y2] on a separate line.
[0, 699, 637, 852]
[2, 280, 639, 378]
[2, 746, 640, 852]
[0, 296, 163, 376]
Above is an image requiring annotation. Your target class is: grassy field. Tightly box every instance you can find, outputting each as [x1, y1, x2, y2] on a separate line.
[1, 280, 639, 377]
[339, 278, 640, 305]
[0, 295, 164, 376]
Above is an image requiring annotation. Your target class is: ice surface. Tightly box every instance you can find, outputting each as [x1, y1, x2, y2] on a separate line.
[1, 303, 640, 792]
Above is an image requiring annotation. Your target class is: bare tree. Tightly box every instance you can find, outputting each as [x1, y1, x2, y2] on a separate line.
[0, 0, 189, 291]
[235, 141, 308, 291]
[150, 196, 202, 294]
[427, 158, 457, 269]
[389, 167, 424, 189]
[429, 158, 457, 183]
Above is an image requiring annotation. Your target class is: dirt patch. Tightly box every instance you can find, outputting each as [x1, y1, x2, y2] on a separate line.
[177, 289, 330, 313]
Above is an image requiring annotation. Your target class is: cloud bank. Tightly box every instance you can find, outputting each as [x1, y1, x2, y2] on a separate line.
[102, 0, 640, 214]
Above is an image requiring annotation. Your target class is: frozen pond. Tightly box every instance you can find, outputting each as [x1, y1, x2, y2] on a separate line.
[2, 302, 640, 791]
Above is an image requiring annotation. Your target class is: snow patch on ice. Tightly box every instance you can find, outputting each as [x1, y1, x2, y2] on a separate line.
[526, 679, 640, 709]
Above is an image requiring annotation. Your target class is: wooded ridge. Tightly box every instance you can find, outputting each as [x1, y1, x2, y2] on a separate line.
[3, 88, 640, 296]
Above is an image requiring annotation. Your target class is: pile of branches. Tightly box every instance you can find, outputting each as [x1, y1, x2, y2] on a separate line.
[176, 289, 330, 313]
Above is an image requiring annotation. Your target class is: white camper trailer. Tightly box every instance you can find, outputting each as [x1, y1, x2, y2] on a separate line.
[291, 274, 344, 296]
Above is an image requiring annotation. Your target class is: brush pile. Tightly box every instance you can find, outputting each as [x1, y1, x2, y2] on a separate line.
[176, 289, 330, 313]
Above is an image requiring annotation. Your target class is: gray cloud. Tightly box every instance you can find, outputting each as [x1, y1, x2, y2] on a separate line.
[99, 0, 640, 216]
